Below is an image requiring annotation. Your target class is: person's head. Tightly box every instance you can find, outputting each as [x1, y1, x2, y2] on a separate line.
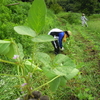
[63, 31, 72, 42]
[82, 13, 85, 16]
[64, 31, 72, 37]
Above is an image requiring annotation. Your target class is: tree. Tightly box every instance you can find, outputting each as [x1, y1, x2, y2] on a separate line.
[74, 0, 98, 15]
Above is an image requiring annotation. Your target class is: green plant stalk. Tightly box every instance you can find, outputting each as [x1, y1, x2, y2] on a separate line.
[34, 75, 60, 90]
[17, 65, 22, 85]
[12, 39, 26, 83]
[0, 59, 16, 65]
[32, 43, 36, 63]
[22, 76, 33, 96]
[0, 73, 20, 77]
[31, 42, 38, 73]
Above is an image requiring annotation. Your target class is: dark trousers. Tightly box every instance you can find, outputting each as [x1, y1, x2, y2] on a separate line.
[51, 40, 60, 54]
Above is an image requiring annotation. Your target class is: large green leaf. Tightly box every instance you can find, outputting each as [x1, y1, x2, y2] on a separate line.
[42, 67, 60, 91]
[42, 54, 79, 91]
[43, 67, 67, 91]
[65, 68, 79, 80]
[53, 66, 79, 80]
[0, 40, 10, 55]
[6, 43, 17, 58]
[32, 35, 55, 42]
[53, 54, 67, 67]
[0, 40, 18, 58]
[53, 54, 76, 68]
[59, 76, 67, 87]
[42, 67, 56, 79]
[50, 77, 61, 91]
[14, 26, 36, 37]
[28, 0, 46, 33]
[35, 52, 51, 67]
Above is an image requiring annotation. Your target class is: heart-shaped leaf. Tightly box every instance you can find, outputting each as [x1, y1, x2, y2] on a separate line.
[41, 54, 79, 91]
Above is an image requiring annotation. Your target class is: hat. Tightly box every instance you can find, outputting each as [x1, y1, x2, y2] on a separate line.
[82, 13, 85, 16]
[64, 31, 72, 37]
[67, 31, 72, 36]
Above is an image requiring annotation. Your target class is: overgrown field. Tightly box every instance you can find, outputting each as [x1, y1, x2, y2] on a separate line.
[42, 18, 100, 100]
[0, 0, 100, 100]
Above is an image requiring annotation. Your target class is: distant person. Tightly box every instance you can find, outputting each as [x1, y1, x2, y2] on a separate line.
[48, 28, 71, 54]
[81, 13, 88, 27]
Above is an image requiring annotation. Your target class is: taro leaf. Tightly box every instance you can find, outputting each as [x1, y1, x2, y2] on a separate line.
[14, 26, 36, 37]
[17, 43, 24, 60]
[32, 35, 55, 42]
[35, 52, 51, 67]
[28, 0, 46, 33]
[0, 40, 10, 55]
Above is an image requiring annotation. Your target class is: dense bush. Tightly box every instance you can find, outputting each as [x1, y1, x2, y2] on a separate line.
[0, 0, 31, 38]
[89, 14, 100, 19]
[0, 0, 32, 55]
[57, 12, 81, 24]
[49, 3, 64, 14]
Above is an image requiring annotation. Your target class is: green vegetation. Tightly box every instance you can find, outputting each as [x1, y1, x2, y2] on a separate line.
[0, 0, 100, 100]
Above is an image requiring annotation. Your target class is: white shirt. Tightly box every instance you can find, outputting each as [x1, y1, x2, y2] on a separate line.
[48, 28, 63, 35]
[81, 16, 87, 21]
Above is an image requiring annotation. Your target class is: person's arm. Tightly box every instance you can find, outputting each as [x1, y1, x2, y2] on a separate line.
[58, 32, 64, 48]
[84, 16, 88, 21]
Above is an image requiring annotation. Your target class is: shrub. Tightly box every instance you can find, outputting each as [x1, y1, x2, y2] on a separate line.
[50, 3, 64, 14]
[89, 14, 100, 19]
[57, 12, 81, 24]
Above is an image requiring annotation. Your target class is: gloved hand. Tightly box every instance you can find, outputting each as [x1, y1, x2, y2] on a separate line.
[60, 47, 64, 51]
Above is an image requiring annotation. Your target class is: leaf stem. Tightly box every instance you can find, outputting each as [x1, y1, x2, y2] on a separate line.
[34, 75, 60, 90]
[0, 59, 16, 65]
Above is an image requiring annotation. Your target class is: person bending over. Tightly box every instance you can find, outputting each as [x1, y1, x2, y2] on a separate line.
[48, 28, 71, 54]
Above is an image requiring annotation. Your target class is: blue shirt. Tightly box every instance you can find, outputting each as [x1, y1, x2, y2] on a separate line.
[58, 32, 64, 48]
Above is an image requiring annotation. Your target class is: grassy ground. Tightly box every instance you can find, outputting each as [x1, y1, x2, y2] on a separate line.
[41, 20, 100, 100]
[0, 15, 100, 100]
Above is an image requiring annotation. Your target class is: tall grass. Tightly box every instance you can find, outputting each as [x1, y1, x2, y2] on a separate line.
[88, 19, 100, 34]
